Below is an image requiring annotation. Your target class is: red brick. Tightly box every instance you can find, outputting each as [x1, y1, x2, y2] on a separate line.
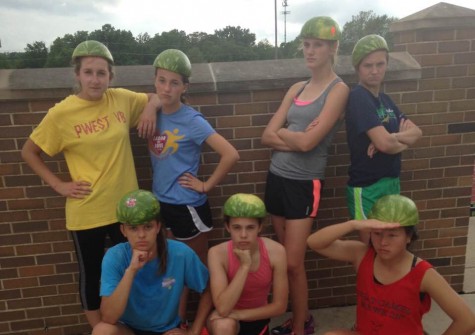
[19, 265, 55, 277]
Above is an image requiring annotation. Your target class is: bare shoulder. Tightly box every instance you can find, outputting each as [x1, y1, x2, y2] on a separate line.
[261, 236, 284, 249]
[208, 241, 228, 259]
[288, 80, 308, 94]
[332, 80, 350, 94]
[261, 237, 286, 260]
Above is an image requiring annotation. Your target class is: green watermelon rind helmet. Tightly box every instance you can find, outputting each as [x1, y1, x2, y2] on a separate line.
[153, 49, 192, 78]
[352, 34, 389, 68]
[223, 193, 267, 219]
[300, 16, 341, 41]
[368, 194, 419, 227]
[71, 40, 114, 64]
[116, 189, 160, 226]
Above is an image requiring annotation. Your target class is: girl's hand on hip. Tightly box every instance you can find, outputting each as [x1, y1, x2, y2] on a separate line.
[55, 180, 92, 199]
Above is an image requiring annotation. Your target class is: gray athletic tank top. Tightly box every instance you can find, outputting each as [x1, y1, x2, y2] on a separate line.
[269, 77, 343, 180]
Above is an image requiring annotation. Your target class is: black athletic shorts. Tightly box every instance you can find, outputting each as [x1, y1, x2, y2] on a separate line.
[159, 200, 213, 240]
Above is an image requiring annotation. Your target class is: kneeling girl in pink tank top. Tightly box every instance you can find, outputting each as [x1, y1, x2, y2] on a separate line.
[207, 194, 289, 335]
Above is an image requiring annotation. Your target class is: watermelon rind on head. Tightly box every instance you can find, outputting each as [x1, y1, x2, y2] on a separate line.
[368, 194, 419, 226]
[352, 34, 388, 67]
[299, 16, 341, 41]
[223, 193, 266, 219]
[116, 189, 160, 225]
[72, 40, 114, 63]
[153, 49, 192, 77]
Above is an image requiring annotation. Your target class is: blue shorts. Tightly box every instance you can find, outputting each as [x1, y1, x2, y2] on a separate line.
[264, 171, 323, 219]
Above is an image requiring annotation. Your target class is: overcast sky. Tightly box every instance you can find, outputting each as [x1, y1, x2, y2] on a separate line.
[1, 0, 474, 52]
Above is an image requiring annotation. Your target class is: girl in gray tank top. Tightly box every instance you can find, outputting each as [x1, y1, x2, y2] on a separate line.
[261, 16, 350, 335]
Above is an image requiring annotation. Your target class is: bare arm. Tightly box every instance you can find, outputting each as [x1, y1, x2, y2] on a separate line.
[261, 83, 302, 151]
[202, 133, 239, 191]
[179, 133, 239, 194]
[421, 269, 475, 335]
[276, 82, 349, 152]
[21, 139, 92, 198]
[188, 287, 213, 335]
[100, 249, 152, 324]
[137, 93, 161, 138]
[307, 219, 400, 266]
[208, 243, 250, 317]
[395, 118, 422, 146]
[366, 126, 408, 155]
[367, 116, 422, 155]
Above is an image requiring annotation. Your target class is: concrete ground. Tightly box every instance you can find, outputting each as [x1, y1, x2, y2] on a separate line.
[464, 215, 475, 293]
[269, 293, 475, 334]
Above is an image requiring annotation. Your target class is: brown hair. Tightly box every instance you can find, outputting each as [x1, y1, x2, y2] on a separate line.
[155, 215, 168, 275]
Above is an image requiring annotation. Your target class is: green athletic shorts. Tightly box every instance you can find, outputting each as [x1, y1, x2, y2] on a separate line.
[346, 177, 400, 220]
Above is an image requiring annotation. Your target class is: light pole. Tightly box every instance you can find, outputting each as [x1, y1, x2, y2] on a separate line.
[274, 0, 278, 59]
[282, 0, 290, 43]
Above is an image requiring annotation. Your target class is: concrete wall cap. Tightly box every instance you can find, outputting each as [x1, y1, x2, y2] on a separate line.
[0, 53, 421, 100]
[391, 2, 475, 32]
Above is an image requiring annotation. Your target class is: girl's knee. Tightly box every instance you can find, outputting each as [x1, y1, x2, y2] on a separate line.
[323, 330, 358, 335]
[209, 317, 238, 335]
[91, 322, 115, 335]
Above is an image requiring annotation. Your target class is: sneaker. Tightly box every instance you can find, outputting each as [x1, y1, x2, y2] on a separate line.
[271, 315, 315, 335]
[179, 320, 189, 330]
[303, 314, 315, 335]
[271, 318, 292, 335]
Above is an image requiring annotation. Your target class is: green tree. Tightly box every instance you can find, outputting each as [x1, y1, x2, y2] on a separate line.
[279, 39, 302, 59]
[340, 10, 398, 55]
[89, 24, 139, 65]
[200, 26, 258, 62]
[214, 26, 256, 47]
[0, 11, 402, 68]
[155, 29, 190, 51]
[186, 46, 206, 64]
[136, 32, 155, 65]
[21, 41, 48, 68]
[0, 52, 16, 69]
[46, 31, 89, 67]
[255, 39, 277, 60]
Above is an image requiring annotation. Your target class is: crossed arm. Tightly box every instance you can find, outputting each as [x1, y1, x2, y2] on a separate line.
[261, 81, 349, 152]
[208, 239, 288, 322]
[367, 118, 422, 157]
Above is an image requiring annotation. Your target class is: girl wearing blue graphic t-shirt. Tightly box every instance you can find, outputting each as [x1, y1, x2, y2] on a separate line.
[148, 50, 239, 323]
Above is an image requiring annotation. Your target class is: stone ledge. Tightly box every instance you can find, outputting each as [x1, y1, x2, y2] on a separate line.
[0, 53, 421, 101]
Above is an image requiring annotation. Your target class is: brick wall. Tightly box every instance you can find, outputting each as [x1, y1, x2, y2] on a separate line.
[389, 2, 475, 285]
[0, 3, 474, 334]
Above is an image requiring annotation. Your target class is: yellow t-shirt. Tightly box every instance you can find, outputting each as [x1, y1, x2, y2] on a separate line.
[30, 88, 148, 231]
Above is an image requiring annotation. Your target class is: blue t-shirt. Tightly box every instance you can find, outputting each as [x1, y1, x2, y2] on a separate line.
[100, 240, 209, 333]
[345, 85, 406, 187]
[149, 104, 215, 206]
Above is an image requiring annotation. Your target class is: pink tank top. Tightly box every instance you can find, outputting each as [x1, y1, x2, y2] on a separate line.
[227, 237, 272, 309]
